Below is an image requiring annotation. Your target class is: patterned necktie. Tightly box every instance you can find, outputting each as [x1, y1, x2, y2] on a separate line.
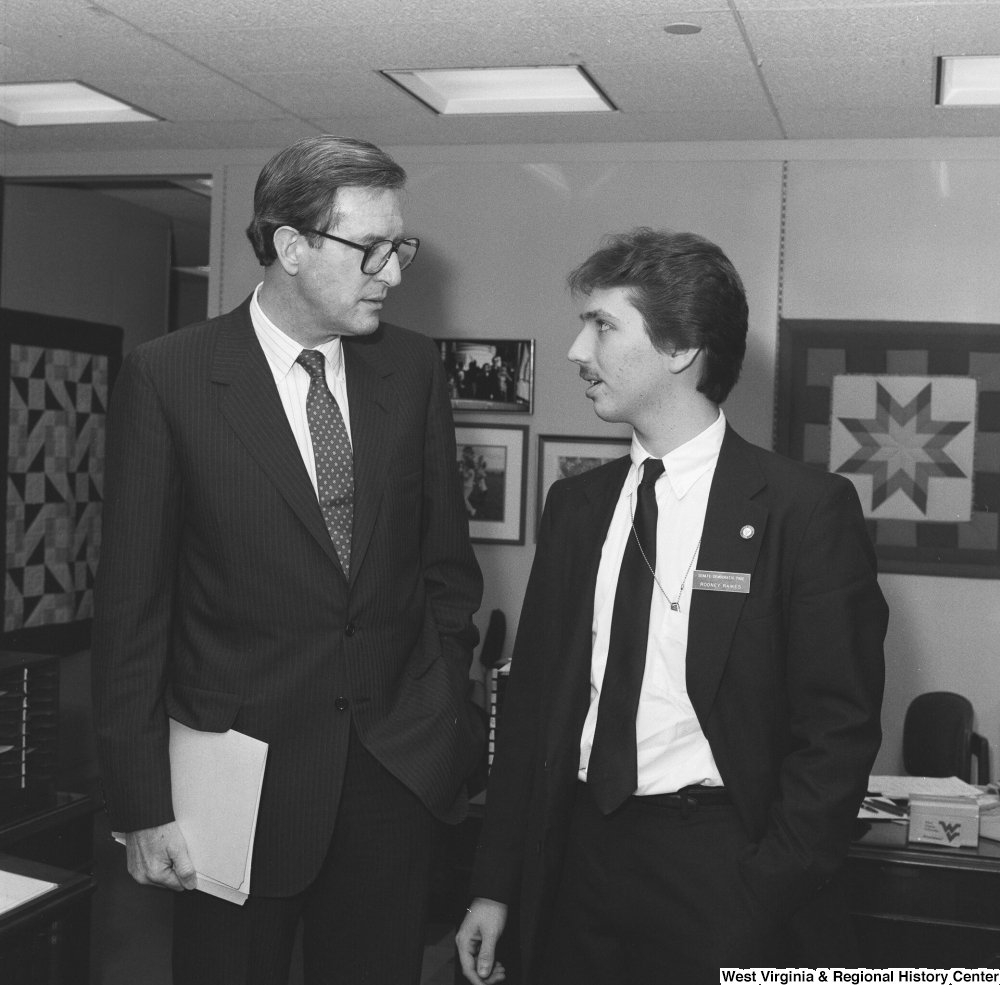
[296, 349, 354, 578]
[587, 457, 665, 815]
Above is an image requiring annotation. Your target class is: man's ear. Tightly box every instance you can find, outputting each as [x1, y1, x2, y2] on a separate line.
[272, 226, 305, 276]
[666, 346, 703, 376]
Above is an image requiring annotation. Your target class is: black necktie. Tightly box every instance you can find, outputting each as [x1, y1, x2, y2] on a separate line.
[587, 457, 665, 815]
[296, 349, 354, 577]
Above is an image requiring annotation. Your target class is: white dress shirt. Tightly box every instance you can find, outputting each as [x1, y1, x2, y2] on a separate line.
[578, 410, 727, 794]
[249, 284, 353, 496]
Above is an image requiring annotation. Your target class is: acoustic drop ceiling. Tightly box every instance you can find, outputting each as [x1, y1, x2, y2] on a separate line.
[1, 0, 999, 154]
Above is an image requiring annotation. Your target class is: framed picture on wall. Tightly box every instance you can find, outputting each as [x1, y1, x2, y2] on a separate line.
[436, 339, 535, 414]
[536, 434, 631, 538]
[455, 424, 529, 545]
[776, 317, 1000, 578]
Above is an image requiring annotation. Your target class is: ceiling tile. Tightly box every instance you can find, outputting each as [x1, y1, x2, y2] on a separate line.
[765, 56, 937, 110]
[89, 75, 295, 122]
[0, 44, 62, 84]
[742, 4, 1000, 63]
[783, 104, 1000, 139]
[93, 0, 731, 32]
[7, 16, 209, 81]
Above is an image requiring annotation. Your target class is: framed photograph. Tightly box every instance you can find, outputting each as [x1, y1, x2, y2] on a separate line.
[776, 317, 1000, 578]
[537, 434, 631, 537]
[455, 424, 529, 545]
[436, 339, 535, 414]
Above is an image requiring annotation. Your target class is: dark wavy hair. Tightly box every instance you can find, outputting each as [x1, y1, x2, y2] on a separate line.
[245, 135, 407, 266]
[567, 228, 748, 404]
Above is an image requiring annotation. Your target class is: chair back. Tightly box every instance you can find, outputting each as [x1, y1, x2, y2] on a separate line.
[903, 691, 989, 784]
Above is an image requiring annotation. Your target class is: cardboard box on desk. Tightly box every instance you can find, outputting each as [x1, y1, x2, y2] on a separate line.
[908, 793, 979, 848]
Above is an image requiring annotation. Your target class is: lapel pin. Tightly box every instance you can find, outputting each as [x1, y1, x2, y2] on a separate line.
[740, 525, 755, 540]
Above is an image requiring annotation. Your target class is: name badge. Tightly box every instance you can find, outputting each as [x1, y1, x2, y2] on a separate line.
[692, 570, 751, 594]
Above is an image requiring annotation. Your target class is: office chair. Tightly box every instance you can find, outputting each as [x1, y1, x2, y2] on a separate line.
[902, 691, 991, 785]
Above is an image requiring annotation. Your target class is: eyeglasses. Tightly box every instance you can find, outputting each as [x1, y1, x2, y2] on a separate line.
[302, 229, 419, 274]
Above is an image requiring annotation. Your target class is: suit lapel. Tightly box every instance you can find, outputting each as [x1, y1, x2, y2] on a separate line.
[686, 426, 768, 720]
[212, 300, 343, 573]
[343, 336, 394, 589]
[546, 457, 629, 763]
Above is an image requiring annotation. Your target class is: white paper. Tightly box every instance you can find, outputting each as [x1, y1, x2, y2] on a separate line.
[169, 719, 268, 903]
[858, 795, 909, 822]
[0, 869, 57, 915]
[869, 774, 983, 800]
[113, 720, 268, 906]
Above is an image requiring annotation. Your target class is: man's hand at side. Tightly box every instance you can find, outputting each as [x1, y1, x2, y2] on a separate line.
[125, 821, 197, 891]
[456, 897, 507, 984]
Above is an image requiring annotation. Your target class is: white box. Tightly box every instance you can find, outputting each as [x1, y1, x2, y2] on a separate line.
[908, 793, 979, 848]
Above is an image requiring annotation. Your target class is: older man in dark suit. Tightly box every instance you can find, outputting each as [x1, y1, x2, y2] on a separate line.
[458, 229, 887, 984]
[92, 136, 483, 985]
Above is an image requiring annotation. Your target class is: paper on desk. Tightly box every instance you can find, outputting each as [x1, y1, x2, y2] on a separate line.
[858, 795, 909, 822]
[868, 774, 983, 800]
[114, 720, 268, 906]
[0, 869, 57, 915]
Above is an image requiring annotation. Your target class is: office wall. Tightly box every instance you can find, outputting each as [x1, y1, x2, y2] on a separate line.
[1, 183, 172, 355]
[783, 159, 1000, 778]
[4, 139, 999, 780]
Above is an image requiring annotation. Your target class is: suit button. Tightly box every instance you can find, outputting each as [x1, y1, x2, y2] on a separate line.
[335, 697, 349, 711]
[344, 622, 355, 637]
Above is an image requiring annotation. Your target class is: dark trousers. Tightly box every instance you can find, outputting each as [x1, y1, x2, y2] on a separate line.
[539, 782, 777, 985]
[172, 727, 438, 985]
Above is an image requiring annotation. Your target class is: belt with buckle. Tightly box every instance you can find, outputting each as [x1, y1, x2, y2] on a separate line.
[633, 785, 731, 812]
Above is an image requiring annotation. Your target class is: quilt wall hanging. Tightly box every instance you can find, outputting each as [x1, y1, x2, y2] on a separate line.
[2, 308, 122, 653]
[776, 319, 1000, 578]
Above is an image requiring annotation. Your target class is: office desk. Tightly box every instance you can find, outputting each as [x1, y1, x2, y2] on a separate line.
[0, 793, 100, 984]
[845, 821, 1000, 967]
[0, 853, 96, 985]
[0, 792, 98, 873]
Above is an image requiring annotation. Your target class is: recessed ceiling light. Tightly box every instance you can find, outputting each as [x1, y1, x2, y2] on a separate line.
[381, 65, 616, 115]
[0, 81, 159, 126]
[664, 23, 702, 35]
[937, 56, 1000, 106]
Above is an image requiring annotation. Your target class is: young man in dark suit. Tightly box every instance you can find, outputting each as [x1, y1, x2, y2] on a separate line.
[92, 136, 483, 985]
[458, 229, 887, 984]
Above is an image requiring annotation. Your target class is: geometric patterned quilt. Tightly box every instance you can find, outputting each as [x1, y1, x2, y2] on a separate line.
[2, 309, 121, 653]
[776, 319, 1000, 578]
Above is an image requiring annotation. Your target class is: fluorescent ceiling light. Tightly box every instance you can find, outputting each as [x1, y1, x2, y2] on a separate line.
[937, 56, 1000, 106]
[0, 81, 159, 126]
[382, 65, 615, 115]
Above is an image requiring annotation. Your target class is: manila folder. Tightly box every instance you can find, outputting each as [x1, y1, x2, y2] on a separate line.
[169, 719, 268, 905]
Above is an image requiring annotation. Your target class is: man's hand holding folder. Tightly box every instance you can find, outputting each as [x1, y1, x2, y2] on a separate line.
[125, 821, 198, 892]
[114, 721, 269, 905]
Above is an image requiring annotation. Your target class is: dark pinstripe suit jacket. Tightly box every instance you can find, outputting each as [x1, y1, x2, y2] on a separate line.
[92, 297, 483, 897]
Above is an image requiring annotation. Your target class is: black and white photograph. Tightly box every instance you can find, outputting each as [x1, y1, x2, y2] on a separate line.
[4, 2, 999, 983]
[455, 424, 528, 545]
[436, 339, 534, 414]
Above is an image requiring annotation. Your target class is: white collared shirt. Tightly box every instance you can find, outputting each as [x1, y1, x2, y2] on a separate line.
[249, 283, 353, 497]
[579, 410, 727, 794]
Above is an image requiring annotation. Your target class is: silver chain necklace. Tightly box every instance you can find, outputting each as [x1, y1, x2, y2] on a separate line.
[629, 489, 700, 613]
